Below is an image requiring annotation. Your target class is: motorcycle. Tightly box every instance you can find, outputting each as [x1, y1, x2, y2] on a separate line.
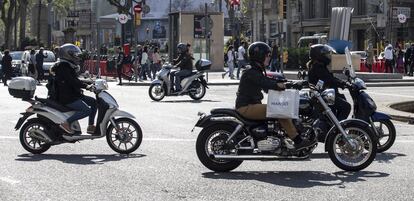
[193, 80, 377, 172]
[342, 68, 395, 153]
[9, 77, 143, 154]
[148, 59, 210, 101]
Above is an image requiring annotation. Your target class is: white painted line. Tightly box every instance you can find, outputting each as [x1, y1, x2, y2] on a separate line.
[145, 138, 196, 142]
[369, 92, 414, 99]
[0, 177, 20, 185]
[0, 136, 18, 139]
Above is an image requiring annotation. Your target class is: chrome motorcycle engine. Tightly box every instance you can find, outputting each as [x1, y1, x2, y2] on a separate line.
[257, 136, 281, 152]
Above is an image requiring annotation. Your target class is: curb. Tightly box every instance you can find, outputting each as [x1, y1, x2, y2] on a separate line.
[387, 101, 414, 123]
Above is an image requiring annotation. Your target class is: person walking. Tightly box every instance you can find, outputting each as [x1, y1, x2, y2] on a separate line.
[395, 45, 405, 74]
[1, 50, 12, 86]
[152, 47, 162, 79]
[236, 42, 247, 79]
[405, 43, 414, 76]
[35, 47, 48, 82]
[139, 46, 151, 81]
[384, 42, 394, 73]
[366, 43, 374, 72]
[115, 46, 125, 85]
[222, 45, 235, 79]
[28, 49, 38, 80]
[270, 43, 279, 72]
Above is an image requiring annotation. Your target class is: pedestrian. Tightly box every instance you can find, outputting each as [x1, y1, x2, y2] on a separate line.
[384, 42, 394, 73]
[28, 49, 38, 80]
[270, 42, 280, 72]
[1, 50, 12, 86]
[222, 45, 235, 79]
[139, 46, 151, 81]
[395, 46, 404, 74]
[148, 46, 156, 81]
[365, 43, 374, 72]
[236, 42, 247, 79]
[133, 45, 142, 82]
[115, 46, 124, 85]
[35, 47, 48, 82]
[405, 43, 414, 76]
[152, 47, 162, 79]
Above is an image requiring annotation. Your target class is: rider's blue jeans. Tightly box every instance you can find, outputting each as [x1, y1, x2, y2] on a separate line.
[66, 95, 97, 125]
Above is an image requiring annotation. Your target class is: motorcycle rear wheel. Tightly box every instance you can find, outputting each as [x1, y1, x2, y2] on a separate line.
[327, 122, 377, 171]
[196, 124, 242, 172]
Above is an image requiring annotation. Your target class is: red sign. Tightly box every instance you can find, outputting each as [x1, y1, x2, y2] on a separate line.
[134, 5, 142, 13]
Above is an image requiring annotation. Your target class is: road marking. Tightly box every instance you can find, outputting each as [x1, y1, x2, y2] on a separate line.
[369, 92, 414, 99]
[0, 177, 20, 185]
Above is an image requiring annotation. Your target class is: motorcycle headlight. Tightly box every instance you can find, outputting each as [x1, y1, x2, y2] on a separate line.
[321, 89, 336, 105]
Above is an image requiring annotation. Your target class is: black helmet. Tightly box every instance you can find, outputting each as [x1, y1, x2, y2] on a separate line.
[248, 42, 271, 64]
[309, 44, 336, 65]
[177, 43, 188, 54]
[59, 43, 82, 65]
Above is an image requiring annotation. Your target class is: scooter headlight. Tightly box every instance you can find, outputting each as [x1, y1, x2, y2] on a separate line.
[95, 79, 108, 91]
[321, 88, 336, 105]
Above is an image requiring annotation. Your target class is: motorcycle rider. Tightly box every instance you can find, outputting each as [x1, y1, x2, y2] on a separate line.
[307, 44, 351, 121]
[236, 42, 313, 150]
[170, 43, 194, 92]
[52, 44, 97, 135]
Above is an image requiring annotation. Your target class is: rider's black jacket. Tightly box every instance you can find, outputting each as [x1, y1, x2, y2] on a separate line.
[173, 53, 193, 71]
[308, 61, 344, 92]
[54, 62, 87, 105]
[235, 63, 284, 109]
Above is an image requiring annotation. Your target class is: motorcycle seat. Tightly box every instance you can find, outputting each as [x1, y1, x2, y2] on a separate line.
[211, 108, 272, 125]
[35, 97, 72, 112]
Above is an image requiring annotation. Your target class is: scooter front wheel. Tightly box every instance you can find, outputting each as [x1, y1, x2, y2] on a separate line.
[149, 83, 165, 101]
[373, 119, 396, 153]
[106, 118, 143, 154]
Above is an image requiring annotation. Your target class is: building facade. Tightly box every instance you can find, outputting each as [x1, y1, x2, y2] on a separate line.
[250, 0, 414, 52]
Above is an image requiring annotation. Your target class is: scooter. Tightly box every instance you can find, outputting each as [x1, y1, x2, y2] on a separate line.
[148, 59, 210, 101]
[9, 77, 143, 154]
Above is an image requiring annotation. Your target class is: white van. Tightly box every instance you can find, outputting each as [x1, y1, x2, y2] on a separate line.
[297, 34, 328, 48]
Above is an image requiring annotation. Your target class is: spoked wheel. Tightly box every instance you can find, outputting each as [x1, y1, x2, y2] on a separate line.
[149, 83, 165, 101]
[106, 118, 143, 154]
[189, 81, 206, 100]
[373, 119, 396, 153]
[196, 124, 242, 172]
[19, 119, 51, 154]
[327, 122, 377, 171]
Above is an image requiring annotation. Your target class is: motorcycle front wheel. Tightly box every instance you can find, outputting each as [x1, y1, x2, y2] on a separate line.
[373, 119, 396, 153]
[196, 124, 242, 172]
[106, 118, 143, 154]
[149, 83, 165, 101]
[327, 121, 377, 171]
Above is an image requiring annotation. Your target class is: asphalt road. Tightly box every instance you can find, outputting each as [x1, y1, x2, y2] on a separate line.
[0, 83, 413, 201]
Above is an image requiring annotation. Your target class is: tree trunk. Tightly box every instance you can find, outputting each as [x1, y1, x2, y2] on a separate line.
[18, 0, 27, 49]
[1, 0, 17, 49]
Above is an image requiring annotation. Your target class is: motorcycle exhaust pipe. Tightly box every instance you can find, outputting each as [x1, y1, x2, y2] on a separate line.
[212, 154, 309, 160]
[29, 130, 52, 143]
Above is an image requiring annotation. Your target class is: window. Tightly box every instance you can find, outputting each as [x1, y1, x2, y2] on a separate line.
[339, 0, 348, 7]
[322, 0, 331, 18]
[270, 23, 277, 34]
[309, 0, 315, 19]
[355, 0, 366, 16]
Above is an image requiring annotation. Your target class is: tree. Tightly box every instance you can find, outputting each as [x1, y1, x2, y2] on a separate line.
[1, 0, 17, 49]
[18, 0, 28, 49]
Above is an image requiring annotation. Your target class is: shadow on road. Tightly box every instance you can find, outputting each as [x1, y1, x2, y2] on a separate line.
[202, 170, 389, 188]
[15, 153, 146, 165]
[155, 100, 220, 103]
[309, 152, 406, 163]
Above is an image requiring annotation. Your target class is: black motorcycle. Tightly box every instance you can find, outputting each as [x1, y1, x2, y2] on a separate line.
[194, 81, 377, 172]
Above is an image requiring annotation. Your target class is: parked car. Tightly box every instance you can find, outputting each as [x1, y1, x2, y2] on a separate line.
[350, 51, 367, 60]
[10, 51, 24, 76]
[39, 50, 56, 77]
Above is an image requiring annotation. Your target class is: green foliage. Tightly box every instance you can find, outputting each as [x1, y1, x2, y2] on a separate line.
[286, 47, 310, 69]
[20, 37, 38, 49]
[51, 0, 74, 15]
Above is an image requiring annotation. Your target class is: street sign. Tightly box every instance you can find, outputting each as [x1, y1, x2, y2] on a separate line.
[393, 7, 411, 19]
[118, 14, 128, 24]
[398, 14, 407, 23]
[142, 5, 150, 15]
[134, 5, 142, 13]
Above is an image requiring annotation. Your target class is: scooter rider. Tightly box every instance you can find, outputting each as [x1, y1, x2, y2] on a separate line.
[236, 42, 313, 150]
[307, 44, 351, 121]
[53, 43, 97, 134]
[170, 43, 194, 92]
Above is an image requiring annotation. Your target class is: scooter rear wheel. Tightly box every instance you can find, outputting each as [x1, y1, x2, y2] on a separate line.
[19, 119, 51, 154]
